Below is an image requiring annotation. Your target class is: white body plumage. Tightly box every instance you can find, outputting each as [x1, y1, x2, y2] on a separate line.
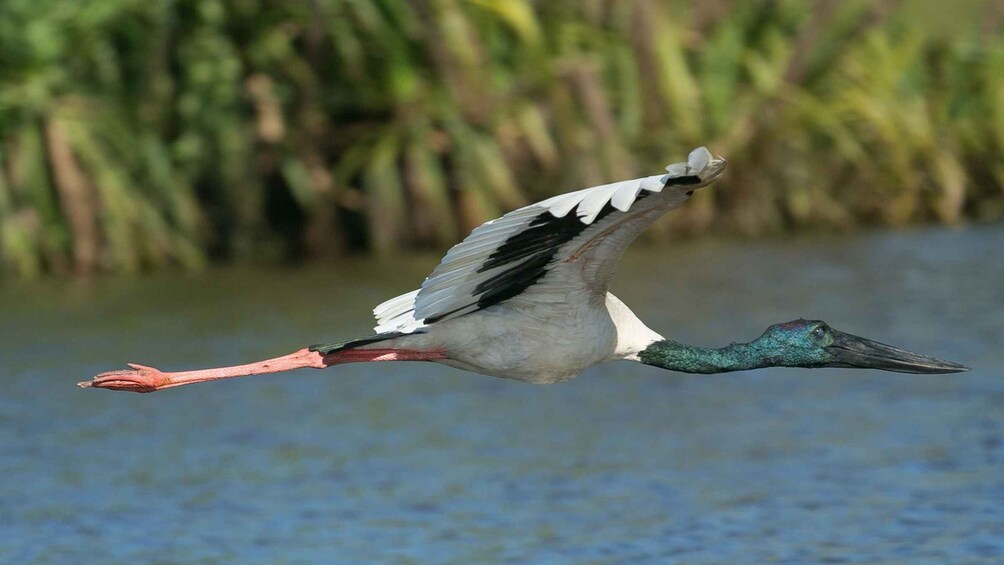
[373, 292, 662, 384]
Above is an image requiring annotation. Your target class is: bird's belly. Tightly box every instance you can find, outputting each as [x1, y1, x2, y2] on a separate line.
[429, 302, 617, 384]
[439, 341, 590, 384]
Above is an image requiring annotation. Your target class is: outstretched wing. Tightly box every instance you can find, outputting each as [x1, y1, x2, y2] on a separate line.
[373, 147, 727, 333]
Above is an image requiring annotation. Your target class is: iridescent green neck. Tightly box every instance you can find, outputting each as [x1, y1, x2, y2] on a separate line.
[638, 339, 783, 374]
[637, 320, 969, 375]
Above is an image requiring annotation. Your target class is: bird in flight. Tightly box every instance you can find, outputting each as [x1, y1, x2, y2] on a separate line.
[79, 147, 967, 393]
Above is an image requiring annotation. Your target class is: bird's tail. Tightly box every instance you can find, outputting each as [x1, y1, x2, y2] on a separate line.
[308, 331, 417, 355]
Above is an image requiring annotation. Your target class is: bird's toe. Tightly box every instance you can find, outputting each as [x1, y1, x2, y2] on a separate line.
[78, 364, 169, 393]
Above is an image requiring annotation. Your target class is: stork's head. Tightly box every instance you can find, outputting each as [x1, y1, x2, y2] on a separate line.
[759, 319, 968, 373]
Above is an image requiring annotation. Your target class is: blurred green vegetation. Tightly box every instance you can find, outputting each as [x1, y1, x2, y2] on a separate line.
[1, 0, 1002, 278]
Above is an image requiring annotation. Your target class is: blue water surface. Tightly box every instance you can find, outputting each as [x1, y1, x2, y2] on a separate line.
[1, 226, 1002, 564]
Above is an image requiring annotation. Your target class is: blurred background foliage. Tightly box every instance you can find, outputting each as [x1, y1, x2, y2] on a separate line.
[0, 0, 1002, 278]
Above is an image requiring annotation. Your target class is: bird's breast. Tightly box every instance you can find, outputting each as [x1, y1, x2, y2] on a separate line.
[427, 297, 618, 384]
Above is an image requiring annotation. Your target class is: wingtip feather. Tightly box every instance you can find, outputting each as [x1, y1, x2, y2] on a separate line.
[665, 146, 727, 183]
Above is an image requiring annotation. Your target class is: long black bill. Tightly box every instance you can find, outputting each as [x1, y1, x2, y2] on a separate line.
[825, 330, 969, 374]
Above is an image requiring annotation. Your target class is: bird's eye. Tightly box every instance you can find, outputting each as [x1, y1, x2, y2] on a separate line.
[812, 326, 826, 338]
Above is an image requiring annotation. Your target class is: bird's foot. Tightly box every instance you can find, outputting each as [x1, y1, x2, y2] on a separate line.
[77, 363, 170, 393]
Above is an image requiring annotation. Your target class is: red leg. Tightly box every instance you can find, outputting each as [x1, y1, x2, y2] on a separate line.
[78, 347, 447, 393]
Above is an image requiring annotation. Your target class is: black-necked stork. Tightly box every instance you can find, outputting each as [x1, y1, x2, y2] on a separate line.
[79, 147, 967, 393]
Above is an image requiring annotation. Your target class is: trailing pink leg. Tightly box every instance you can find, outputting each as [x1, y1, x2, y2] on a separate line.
[78, 347, 447, 393]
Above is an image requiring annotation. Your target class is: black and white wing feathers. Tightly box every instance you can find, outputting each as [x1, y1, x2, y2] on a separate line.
[373, 147, 726, 333]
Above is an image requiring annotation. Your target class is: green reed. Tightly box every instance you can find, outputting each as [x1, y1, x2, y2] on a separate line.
[0, 0, 1001, 277]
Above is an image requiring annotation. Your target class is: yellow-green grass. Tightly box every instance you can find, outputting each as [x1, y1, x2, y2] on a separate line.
[1, 0, 1001, 277]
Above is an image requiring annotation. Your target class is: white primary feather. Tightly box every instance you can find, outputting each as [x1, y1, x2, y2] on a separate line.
[372, 289, 421, 333]
[373, 289, 419, 324]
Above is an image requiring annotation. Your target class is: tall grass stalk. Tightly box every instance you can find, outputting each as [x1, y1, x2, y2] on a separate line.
[0, 0, 1001, 277]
